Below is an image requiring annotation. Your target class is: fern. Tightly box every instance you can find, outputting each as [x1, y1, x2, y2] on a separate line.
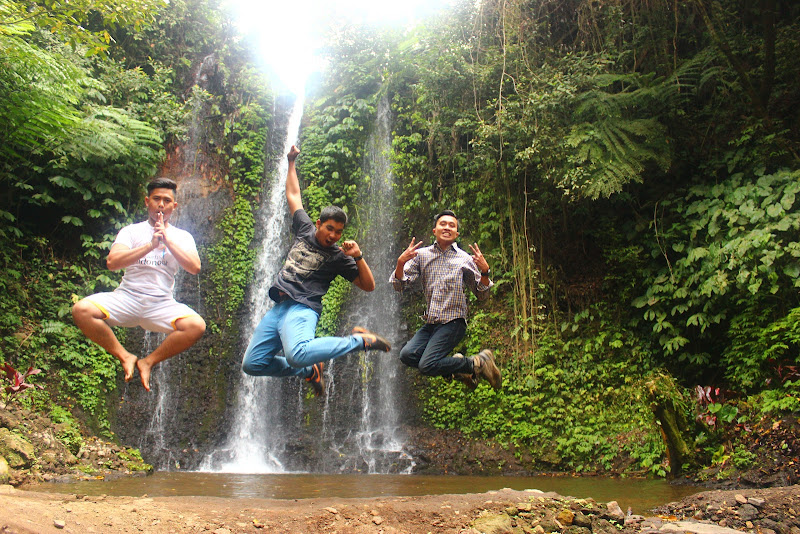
[42, 320, 67, 335]
[560, 71, 678, 199]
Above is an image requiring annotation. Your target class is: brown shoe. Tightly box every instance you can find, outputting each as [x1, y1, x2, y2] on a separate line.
[305, 362, 325, 397]
[452, 353, 478, 390]
[472, 349, 502, 390]
[352, 326, 391, 352]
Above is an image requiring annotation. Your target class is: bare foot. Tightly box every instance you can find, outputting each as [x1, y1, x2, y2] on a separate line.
[118, 351, 139, 382]
[136, 359, 153, 392]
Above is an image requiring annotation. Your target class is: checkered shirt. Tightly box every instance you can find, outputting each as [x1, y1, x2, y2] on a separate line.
[391, 241, 492, 324]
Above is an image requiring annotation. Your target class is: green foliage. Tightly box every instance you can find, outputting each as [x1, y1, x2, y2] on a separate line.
[0, 30, 163, 249]
[754, 380, 800, 414]
[50, 405, 84, 455]
[0, 233, 118, 434]
[0, 0, 165, 56]
[205, 95, 272, 327]
[633, 169, 800, 388]
[420, 306, 667, 475]
[317, 278, 352, 337]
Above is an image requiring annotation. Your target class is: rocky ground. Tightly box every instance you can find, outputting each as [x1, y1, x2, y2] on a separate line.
[1, 402, 800, 533]
[1, 481, 799, 533]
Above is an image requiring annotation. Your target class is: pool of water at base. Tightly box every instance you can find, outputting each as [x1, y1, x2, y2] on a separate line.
[33, 472, 702, 515]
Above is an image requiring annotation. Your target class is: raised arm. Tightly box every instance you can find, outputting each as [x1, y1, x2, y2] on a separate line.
[341, 240, 375, 291]
[286, 145, 303, 215]
[467, 242, 492, 299]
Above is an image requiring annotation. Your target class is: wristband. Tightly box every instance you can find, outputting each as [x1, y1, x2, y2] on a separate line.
[480, 269, 490, 277]
[354, 255, 364, 262]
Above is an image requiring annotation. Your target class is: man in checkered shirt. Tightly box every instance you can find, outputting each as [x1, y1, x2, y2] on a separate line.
[391, 210, 501, 390]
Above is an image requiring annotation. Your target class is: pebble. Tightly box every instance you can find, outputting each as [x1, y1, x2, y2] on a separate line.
[54, 519, 66, 529]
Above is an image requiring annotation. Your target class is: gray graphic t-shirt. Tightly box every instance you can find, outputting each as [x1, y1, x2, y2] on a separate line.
[268, 209, 358, 314]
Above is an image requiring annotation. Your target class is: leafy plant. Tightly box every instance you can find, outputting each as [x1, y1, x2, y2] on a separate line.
[1, 363, 44, 404]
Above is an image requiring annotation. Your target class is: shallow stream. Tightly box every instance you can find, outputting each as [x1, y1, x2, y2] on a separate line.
[37, 472, 701, 514]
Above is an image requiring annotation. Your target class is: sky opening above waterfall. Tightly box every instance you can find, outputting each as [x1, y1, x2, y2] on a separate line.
[227, 0, 453, 94]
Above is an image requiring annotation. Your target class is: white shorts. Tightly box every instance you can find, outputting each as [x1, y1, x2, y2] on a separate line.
[84, 288, 200, 334]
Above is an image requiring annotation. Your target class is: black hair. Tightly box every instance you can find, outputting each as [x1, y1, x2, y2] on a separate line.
[147, 177, 177, 194]
[434, 209, 458, 228]
[319, 205, 348, 226]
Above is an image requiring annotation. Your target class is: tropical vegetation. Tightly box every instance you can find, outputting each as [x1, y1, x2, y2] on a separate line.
[1, 0, 798, 478]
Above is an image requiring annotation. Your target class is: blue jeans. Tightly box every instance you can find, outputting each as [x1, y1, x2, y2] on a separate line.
[241, 300, 363, 378]
[398, 319, 472, 377]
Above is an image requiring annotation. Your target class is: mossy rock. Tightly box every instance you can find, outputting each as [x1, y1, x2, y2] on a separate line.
[0, 428, 35, 468]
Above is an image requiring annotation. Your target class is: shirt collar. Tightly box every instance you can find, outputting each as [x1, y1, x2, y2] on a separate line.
[433, 241, 458, 253]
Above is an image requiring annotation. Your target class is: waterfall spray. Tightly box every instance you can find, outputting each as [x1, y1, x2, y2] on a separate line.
[201, 96, 305, 473]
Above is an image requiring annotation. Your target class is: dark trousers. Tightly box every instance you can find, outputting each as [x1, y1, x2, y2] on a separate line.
[399, 319, 473, 377]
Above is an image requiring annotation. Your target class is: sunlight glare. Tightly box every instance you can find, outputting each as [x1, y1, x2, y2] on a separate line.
[226, 0, 451, 94]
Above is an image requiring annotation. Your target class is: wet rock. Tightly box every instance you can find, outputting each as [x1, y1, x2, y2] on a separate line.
[0, 427, 36, 468]
[606, 501, 625, 522]
[759, 518, 790, 534]
[573, 512, 592, 528]
[0, 408, 20, 429]
[556, 509, 574, 525]
[538, 518, 560, 532]
[625, 514, 646, 526]
[592, 518, 619, 534]
[516, 502, 533, 513]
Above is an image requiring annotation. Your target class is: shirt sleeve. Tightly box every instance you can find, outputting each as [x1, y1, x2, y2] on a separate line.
[113, 225, 135, 249]
[390, 256, 420, 292]
[463, 259, 493, 300]
[292, 209, 315, 236]
[340, 256, 359, 283]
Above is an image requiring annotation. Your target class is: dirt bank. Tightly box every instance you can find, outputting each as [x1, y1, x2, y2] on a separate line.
[2, 483, 799, 533]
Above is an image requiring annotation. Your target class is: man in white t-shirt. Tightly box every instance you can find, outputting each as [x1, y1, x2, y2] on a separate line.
[72, 178, 206, 391]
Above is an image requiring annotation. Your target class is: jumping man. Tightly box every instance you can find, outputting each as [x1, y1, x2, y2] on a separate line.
[392, 210, 501, 390]
[240, 145, 391, 396]
[72, 178, 206, 391]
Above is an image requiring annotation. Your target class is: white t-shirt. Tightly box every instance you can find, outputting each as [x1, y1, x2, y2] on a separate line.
[114, 221, 198, 297]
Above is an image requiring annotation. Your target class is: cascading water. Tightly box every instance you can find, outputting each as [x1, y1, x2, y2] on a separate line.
[325, 94, 413, 474]
[201, 95, 305, 473]
[201, 94, 414, 474]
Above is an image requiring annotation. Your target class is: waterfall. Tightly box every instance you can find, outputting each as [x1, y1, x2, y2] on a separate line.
[201, 93, 413, 475]
[201, 95, 304, 473]
[318, 94, 413, 474]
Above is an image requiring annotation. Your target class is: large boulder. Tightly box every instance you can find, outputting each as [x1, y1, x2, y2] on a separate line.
[0, 427, 36, 468]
